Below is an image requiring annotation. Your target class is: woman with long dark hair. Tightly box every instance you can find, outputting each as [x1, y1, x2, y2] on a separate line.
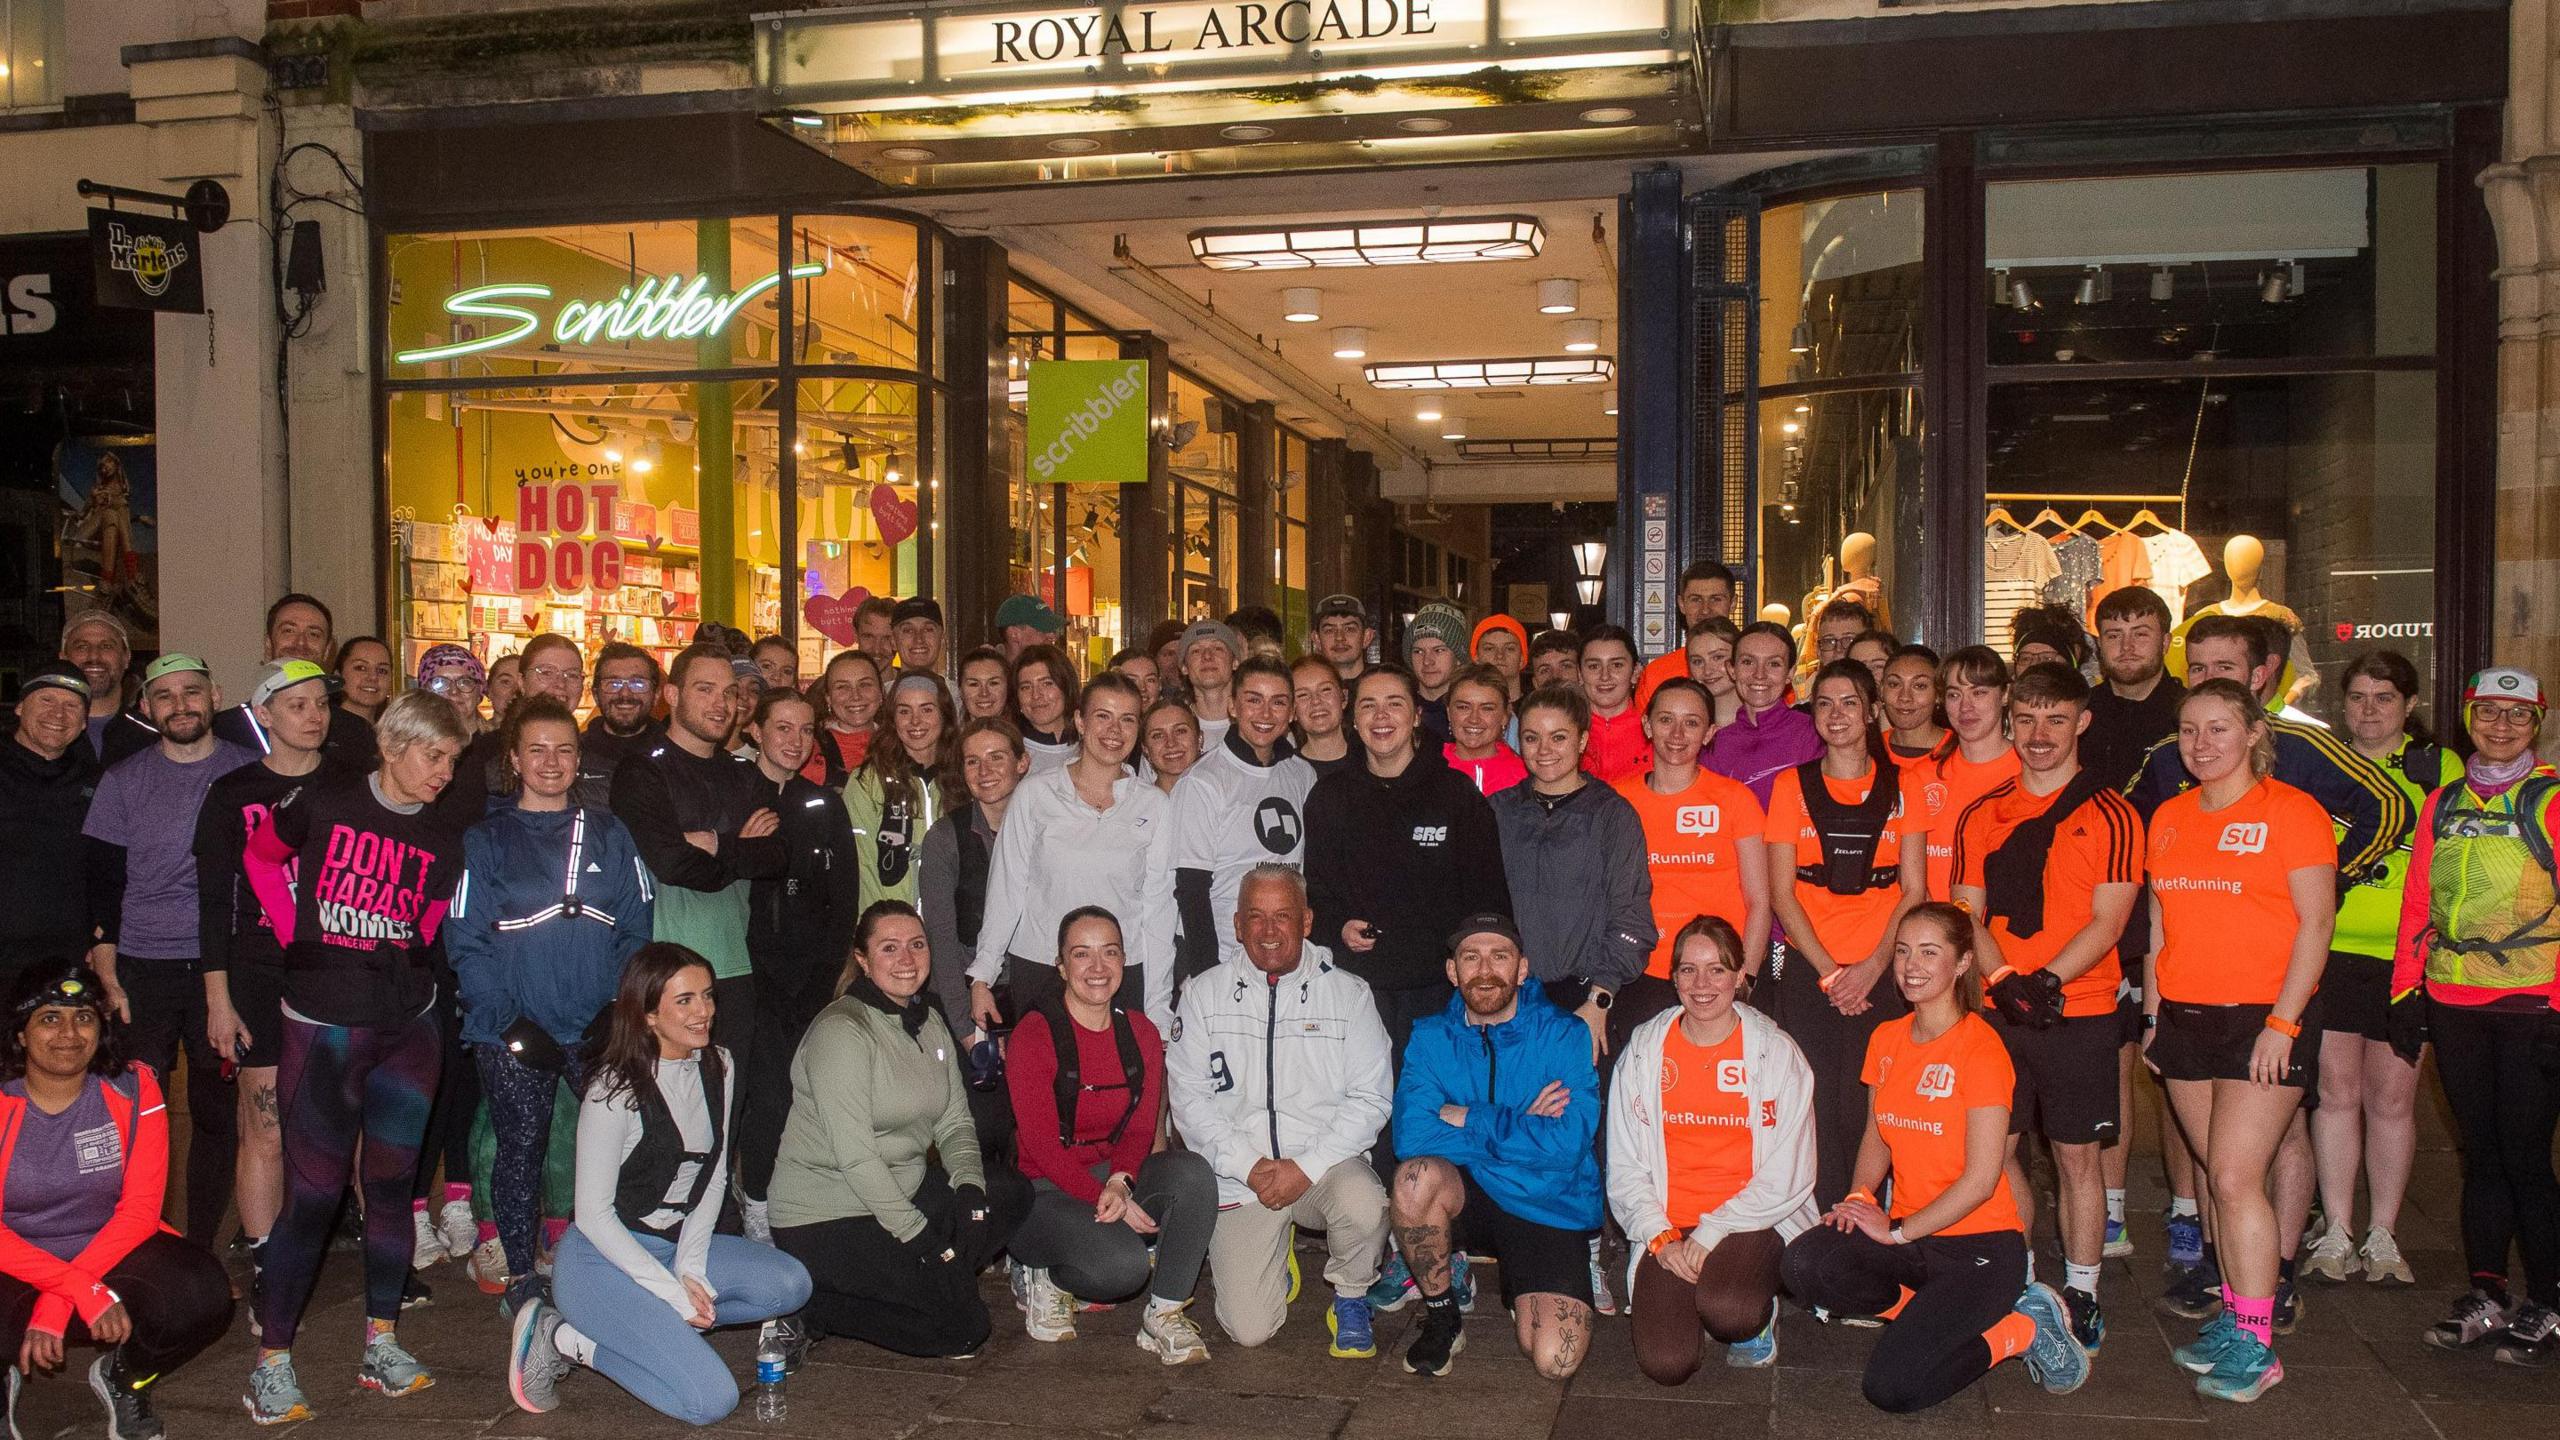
[920, 718, 1030, 1042]
[1010, 645, 1081, 773]
[507, 944, 809, 1423]
[333, 636, 395, 727]
[1761, 660, 1926, 1209]
[0, 965, 233, 1440]
[846, 673, 962, 910]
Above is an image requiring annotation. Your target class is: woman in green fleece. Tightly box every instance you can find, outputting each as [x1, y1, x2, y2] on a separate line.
[768, 900, 1027, 1358]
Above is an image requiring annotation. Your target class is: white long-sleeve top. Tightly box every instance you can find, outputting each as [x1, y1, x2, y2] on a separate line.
[968, 763, 1178, 1029]
[573, 1049, 730, 1319]
[1165, 940, 1393, 1208]
[1605, 1004, 1819, 1277]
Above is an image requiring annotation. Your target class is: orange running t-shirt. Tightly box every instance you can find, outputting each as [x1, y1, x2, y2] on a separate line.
[2145, 778, 2337, 1006]
[1764, 764, 1912, 968]
[1912, 745, 2021, 900]
[1616, 768, 1766, 980]
[1659, 1025, 1754, 1227]
[1953, 779, 2145, 1016]
[1863, 1011, 2021, 1237]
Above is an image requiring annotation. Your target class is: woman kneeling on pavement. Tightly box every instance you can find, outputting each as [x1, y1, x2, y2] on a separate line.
[1608, 916, 1816, 1381]
[0, 965, 233, 1440]
[1780, 904, 2089, 1412]
[1006, 906, 1220, 1363]
[509, 944, 809, 1423]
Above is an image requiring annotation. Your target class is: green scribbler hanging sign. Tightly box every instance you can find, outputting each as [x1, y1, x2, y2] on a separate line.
[1027, 359, 1150, 485]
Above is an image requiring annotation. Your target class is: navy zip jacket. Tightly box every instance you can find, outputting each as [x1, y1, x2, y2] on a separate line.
[1392, 981, 1603, 1232]
[445, 800, 654, 1047]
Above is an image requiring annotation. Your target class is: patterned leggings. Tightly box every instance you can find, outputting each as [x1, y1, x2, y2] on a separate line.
[473, 1044, 587, 1281]
[256, 1008, 442, 1350]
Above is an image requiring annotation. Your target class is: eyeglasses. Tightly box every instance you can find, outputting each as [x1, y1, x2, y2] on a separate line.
[599, 677, 654, 695]
[528, 663, 583, 685]
[2470, 702, 2542, 728]
[422, 674, 480, 696]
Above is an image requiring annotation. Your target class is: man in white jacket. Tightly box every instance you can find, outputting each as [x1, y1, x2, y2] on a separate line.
[1167, 864, 1394, 1357]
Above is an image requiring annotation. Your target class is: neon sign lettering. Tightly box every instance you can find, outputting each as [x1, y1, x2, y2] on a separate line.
[395, 264, 824, 366]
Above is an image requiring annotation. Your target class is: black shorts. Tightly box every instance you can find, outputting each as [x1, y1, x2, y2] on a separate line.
[2318, 952, 2391, 1041]
[1456, 1169, 1595, 1309]
[223, 960, 289, 1070]
[1991, 1011, 2123, 1145]
[2149, 999, 2321, 1087]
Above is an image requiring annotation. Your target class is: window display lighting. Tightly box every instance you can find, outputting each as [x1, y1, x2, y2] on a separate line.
[1189, 216, 1544, 271]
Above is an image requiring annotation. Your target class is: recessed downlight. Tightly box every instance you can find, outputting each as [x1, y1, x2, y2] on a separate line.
[1396, 116, 1455, 133]
[1415, 401, 1444, 423]
[1537, 278, 1580, 315]
[880, 146, 936, 162]
[1561, 319, 1603, 353]
[1331, 326, 1369, 360]
[1282, 288, 1322, 324]
[1579, 106, 1637, 124]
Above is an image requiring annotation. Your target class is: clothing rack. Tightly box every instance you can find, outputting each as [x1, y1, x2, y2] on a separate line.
[1983, 492, 2186, 504]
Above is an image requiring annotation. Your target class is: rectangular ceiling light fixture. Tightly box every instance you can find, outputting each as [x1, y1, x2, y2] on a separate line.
[1453, 438, 1619, 460]
[1364, 356, 1616, 389]
[1190, 216, 1543, 271]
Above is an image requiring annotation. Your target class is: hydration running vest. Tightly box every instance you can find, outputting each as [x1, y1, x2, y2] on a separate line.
[1036, 999, 1145, 1151]
[2423, 775, 2560, 996]
[612, 1053, 728, 1242]
[1792, 757, 1903, 895]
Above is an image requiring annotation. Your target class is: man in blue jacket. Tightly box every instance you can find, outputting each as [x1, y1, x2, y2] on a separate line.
[1386, 914, 1602, 1381]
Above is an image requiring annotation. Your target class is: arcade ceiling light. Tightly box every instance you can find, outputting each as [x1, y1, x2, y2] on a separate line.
[1190, 216, 1544, 272]
[1364, 356, 1615, 389]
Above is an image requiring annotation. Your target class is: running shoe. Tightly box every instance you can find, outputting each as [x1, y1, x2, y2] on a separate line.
[468, 1236, 510, 1296]
[2013, 1283, 2091, 1395]
[2300, 1221, 2358, 1283]
[1285, 1225, 1302, 1305]
[1447, 1251, 1476, 1314]
[1137, 1302, 1213, 1366]
[1589, 1236, 1620, 1317]
[2157, 1262, 2221, 1320]
[1010, 1257, 1031, 1313]
[509, 1298, 571, 1414]
[2102, 1217, 2133, 1259]
[241, 1356, 311, 1426]
[1726, 1303, 1780, 1368]
[2164, 1212, 2205, 1270]
[743, 1198, 772, 1246]
[400, 1273, 433, 1310]
[1402, 1298, 1466, 1377]
[2273, 1281, 2302, 1336]
[2360, 1227, 2414, 1286]
[1326, 1295, 1376, 1359]
[2063, 1286, 2105, 1354]
[436, 1198, 476, 1260]
[1366, 1249, 1416, 1312]
[357, 1334, 434, 1397]
[763, 1314, 812, 1374]
[1021, 1266, 1077, 1343]
[409, 1207, 445, 1269]
[2426, 1288, 2511, 1350]
[2174, 1310, 2243, 1375]
[2493, 1303, 2557, 1368]
[88, 1349, 162, 1440]
[2193, 1331, 2283, 1402]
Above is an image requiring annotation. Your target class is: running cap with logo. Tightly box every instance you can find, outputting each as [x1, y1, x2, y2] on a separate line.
[2463, 666, 2547, 713]
[142, 653, 212, 685]
[1314, 594, 1368, 624]
[20, 661, 90, 700]
[250, 658, 329, 708]
[994, 593, 1066, 634]
[1446, 912, 1524, 955]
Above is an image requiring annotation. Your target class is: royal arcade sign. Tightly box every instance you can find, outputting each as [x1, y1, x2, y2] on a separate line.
[393, 264, 824, 367]
[979, 0, 1442, 64]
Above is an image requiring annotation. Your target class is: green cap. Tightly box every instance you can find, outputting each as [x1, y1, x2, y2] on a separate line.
[141, 653, 212, 685]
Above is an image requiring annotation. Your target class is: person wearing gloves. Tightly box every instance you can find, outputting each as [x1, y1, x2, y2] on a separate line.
[1170, 656, 1315, 985]
[1608, 916, 1817, 1381]
[1383, 914, 1604, 1381]
[1167, 865, 1394, 1357]
[968, 674, 1179, 1033]
[1406, 602, 1471, 745]
[445, 696, 655, 1310]
[1488, 685, 1656, 1062]
[506, 944, 810, 1424]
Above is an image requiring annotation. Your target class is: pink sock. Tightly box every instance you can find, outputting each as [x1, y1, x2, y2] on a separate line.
[410, 1198, 428, 1215]
[476, 1221, 499, 1244]
[543, 1218, 569, 1249]
[444, 1182, 472, 1205]
[2229, 1292, 2275, 1348]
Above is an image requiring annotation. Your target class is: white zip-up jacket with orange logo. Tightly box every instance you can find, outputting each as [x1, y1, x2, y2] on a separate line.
[1606, 1001, 1819, 1280]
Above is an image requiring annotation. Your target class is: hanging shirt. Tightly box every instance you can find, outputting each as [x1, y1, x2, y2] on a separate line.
[2042, 533, 2104, 618]
[2091, 531, 2153, 629]
[1863, 1012, 2020, 1236]
[1983, 527, 2062, 653]
[2141, 530, 2213, 625]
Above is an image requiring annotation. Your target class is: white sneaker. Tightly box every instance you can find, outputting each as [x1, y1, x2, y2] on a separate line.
[743, 1198, 772, 1246]
[468, 1236, 510, 1296]
[2300, 1220, 2359, 1283]
[1021, 1267, 1076, 1343]
[2361, 1226, 2415, 1286]
[437, 1199, 477, 1260]
[1136, 1302, 1212, 1366]
[410, 1208, 446, 1270]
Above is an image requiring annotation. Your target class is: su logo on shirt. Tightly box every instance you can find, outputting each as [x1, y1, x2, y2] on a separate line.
[1715, 1058, 1748, 1092]
[1916, 1061, 1958, 1101]
[2217, 821, 2268, 856]
[1675, 805, 1722, 837]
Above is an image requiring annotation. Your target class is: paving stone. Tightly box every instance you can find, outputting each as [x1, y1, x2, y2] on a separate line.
[1552, 1392, 1771, 1437]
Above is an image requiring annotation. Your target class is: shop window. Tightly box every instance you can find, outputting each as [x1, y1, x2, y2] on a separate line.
[789, 377, 934, 676]
[1983, 165, 2440, 711]
[1, 0, 62, 111]
[1275, 429, 1311, 637]
[1006, 283, 1130, 666]
[789, 216, 923, 371]
[1170, 370, 1240, 621]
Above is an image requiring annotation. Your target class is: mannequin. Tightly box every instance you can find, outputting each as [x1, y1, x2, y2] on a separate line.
[1758, 602, 1793, 628]
[2171, 534, 2318, 706]
[1829, 531, 1890, 630]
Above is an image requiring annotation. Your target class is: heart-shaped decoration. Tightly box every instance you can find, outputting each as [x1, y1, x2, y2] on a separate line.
[2335, 622, 2353, 642]
[870, 484, 920, 546]
[804, 588, 873, 645]
[660, 591, 681, 616]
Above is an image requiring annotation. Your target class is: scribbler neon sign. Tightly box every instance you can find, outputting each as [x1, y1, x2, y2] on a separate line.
[394, 264, 825, 365]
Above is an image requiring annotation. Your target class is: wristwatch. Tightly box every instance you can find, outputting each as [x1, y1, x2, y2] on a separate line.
[1889, 1224, 1908, 1246]
[1588, 987, 1613, 1011]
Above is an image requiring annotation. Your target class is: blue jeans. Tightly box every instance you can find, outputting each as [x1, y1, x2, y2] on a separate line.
[550, 1227, 811, 1425]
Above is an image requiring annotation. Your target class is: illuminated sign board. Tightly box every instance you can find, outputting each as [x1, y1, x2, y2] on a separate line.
[394, 264, 824, 366]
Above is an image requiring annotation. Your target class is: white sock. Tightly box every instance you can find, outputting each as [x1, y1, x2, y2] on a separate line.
[2169, 1196, 2200, 1219]
[1145, 1295, 1184, 1319]
[2023, 1252, 2037, 1285]
[553, 1318, 596, 1366]
[2104, 1189, 2126, 1226]
[2065, 1262, 2101, 1297]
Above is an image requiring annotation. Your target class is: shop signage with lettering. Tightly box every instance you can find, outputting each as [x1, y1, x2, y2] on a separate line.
[394, 264, 825, 366]
[514, 480, 628, 594]
[1026, 359, 1150, 485]
[986, 0, 1436, 64]
[88, 209, 204, 314]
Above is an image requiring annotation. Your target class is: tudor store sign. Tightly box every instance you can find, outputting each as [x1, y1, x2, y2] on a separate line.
[394, 264, 824, 366]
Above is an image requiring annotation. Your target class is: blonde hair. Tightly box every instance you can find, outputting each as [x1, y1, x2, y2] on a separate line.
[376, 689, 468, 762]
[2181, 678, 2276, 779]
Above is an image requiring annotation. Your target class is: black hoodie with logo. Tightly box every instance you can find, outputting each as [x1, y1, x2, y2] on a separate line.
[0, 739, 98, 971]
[1304, 743, 1512, 995]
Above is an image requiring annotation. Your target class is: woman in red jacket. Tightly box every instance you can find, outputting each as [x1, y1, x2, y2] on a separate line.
[0, 965, 233, 1439]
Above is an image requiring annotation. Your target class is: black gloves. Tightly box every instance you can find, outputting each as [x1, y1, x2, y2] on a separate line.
[952, 1183, 995, 1262]
[1990, 968, 2065, 1030]
[2385, 986, 2429, 1064]
[901, 1204, 958, 1268]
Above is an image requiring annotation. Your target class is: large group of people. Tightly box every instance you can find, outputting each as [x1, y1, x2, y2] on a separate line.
[0, 565, 2552, 1438]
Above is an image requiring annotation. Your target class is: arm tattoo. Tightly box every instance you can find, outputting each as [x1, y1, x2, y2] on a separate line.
[1395, 1222, 1452, 1294]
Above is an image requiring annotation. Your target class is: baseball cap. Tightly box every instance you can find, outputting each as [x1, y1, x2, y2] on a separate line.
[892, 596, 944, 627]
[994, 594, 1065, 634]
[20, 661, 90, 700]
[1446, 912, 1524, 955]
[728, 655, 766, 689]
[249, 658, 329, 708]
[2463, 667, 2547, 712]
[142, 653, 211, 685]
[1314, 594, 1367, 624]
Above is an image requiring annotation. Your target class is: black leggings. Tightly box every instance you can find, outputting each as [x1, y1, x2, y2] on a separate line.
[775, 1164, 1030, 1358]
[1782, 1226, 2027, 1414]
[1630, 1228, 1784, 1384]
[736, 971, 835, 1204]
[2430, 1003, 2560, 1307]
[0, 1232, 234, 1379]
[409, 988, 480, 1206]
[119, 957, 236, 1242]
[1771, 948, 1904, 1210]
[1008, 1151, 1219, 1304]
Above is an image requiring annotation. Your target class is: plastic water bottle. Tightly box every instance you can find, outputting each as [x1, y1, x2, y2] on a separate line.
[753, 1329, 788, 1422]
